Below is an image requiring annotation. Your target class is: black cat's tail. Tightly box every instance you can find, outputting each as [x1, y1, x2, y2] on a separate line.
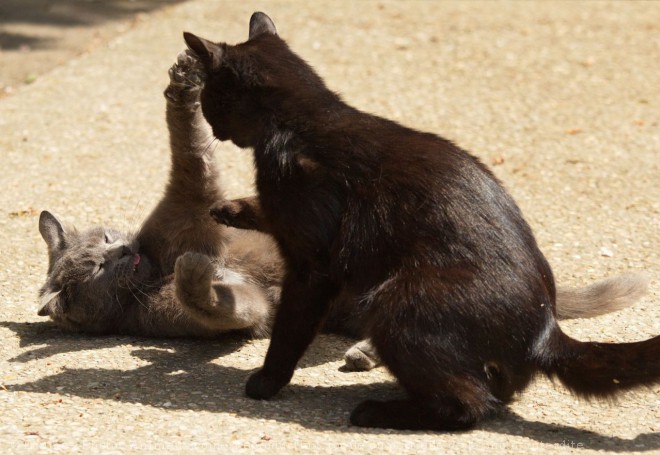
[533, 321, 660, 399]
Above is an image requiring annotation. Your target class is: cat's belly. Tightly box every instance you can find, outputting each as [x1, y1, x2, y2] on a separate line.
[215, 267, 246, 285]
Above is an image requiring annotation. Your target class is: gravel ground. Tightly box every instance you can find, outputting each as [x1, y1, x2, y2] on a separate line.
[0, 1, 658, 453]
[0, 0, 187, 97]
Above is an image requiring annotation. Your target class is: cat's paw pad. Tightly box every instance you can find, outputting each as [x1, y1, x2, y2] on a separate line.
[175, 252, 214, 291]
[343, 344, 379, 371]
[164, 50, 205, 107]
[210, 201, 241, 226]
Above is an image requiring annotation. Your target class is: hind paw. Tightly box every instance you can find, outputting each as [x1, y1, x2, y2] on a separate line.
[343, 340, 380, 371]
[164, 50, 205, 107]
[350, 400, 384, 427]
[175, 252, 214, 305]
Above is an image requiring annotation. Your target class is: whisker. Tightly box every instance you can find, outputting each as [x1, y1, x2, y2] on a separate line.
[119, 271, 151, 313]
[200, 134, 219, 156]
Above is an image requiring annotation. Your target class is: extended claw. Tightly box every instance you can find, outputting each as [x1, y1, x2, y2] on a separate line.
[165, 49, 206, 105]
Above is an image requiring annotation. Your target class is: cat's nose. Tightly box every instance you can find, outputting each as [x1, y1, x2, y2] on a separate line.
[106, 243, 132, 260]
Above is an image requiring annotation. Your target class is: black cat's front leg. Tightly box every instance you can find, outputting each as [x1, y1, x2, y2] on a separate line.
[246, 273, 338, 399]
[210, 196, 269, 232]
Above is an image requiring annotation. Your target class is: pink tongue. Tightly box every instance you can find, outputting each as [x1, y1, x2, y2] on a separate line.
[133, 254, 141, 266]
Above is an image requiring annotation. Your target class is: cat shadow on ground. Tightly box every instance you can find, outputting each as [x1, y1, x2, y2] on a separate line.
[0, 320, 341, 368]
[2, 320, 658, 451]
[1, 320, 246, 364]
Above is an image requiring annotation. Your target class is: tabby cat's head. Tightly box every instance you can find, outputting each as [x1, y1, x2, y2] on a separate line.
[183, 12, 334, 148]
[37, 211, 151, 333]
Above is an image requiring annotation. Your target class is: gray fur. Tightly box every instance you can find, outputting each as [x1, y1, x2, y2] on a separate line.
[556, 273, 650, 319]
[38, 51, 282, 339]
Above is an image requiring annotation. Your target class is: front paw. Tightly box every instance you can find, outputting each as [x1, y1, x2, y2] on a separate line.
[174, 252, 214, 303]
[164, 50, 205, 108]
[210, 200, 254, 230]
[245, 369, 289, 400]
[350, 400, 384, 427]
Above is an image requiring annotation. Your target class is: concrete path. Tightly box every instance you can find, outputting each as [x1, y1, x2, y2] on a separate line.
[0, 1, 658, 453]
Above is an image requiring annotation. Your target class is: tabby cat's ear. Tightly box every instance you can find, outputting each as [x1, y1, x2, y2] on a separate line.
[249, 12, 277, 40]
[38, 289, 61, 317]
[183, 32, 223, 70]
[39, 211, 66, 253]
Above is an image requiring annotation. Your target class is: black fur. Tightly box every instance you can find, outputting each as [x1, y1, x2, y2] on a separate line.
[186, 13, 660, 431]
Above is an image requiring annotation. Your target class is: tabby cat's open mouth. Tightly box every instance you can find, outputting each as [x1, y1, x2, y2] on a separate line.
[133, 253, 141, 273]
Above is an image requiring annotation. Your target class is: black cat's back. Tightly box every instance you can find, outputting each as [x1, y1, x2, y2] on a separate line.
[299, 107, 552, 291]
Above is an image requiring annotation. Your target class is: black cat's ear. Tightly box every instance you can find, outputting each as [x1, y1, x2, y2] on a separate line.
[249, 12, 277, 40]
[183, 32, 223, 70]
[39, 211, 66, 253]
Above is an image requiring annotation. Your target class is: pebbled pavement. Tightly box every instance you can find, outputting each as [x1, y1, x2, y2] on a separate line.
[0, 1, 658, 454]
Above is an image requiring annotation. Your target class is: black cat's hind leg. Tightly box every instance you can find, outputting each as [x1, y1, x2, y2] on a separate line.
[352, 271, 506, 431]
[352, 338, 503, 431]
[352, 334, 500, 431]
[349, 376, 500, 431]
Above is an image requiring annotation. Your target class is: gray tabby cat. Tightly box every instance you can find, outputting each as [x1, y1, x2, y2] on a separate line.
[37, 52, 649, 371]
[38, 53, 281, 339]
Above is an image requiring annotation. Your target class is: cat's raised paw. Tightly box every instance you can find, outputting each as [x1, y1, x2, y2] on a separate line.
[175, 252, 214, 290]
[164, 50, 205, 107]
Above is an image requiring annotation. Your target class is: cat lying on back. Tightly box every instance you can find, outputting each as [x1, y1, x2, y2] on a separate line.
[38, 49, 649, 373]
[186, 12, 659, 430]
[39, 53, 282, 339]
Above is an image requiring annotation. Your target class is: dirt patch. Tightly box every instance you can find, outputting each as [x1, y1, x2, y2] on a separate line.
[0, 0, 186, 97]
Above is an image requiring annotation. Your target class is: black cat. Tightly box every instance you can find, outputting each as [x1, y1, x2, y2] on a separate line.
[185, 12, 659, 431]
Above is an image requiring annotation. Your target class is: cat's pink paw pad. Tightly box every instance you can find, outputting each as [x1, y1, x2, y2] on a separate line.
[164, 50, 205, 106]
[209, 201, 242, 226]
[175, 252, 214, 286]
